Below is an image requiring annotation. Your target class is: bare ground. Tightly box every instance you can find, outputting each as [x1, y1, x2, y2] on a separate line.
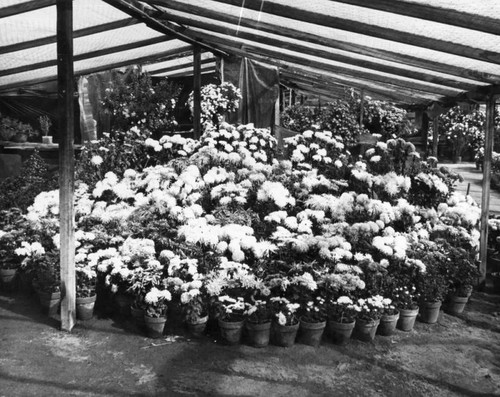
[0, 288, 499, 397]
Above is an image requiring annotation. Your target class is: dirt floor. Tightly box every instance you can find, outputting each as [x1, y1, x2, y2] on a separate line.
[1, 286, 500, 397]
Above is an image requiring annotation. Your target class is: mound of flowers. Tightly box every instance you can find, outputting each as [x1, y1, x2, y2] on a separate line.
[5, 122, 481, 344]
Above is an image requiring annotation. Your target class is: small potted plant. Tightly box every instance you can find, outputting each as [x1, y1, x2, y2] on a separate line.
[75, 265, 97, 320]
[392, 285, 420, 332]
[326, 295, 358, 345]
[0, 231, 21, 291]
[417, 262, 448, 324]
[377, 297, 399, 336]
[216, 295, 246, 345]
[244, 298, 272, 347]
[297, 296, 327, 347]
[143, 287, 172, 338]
[269, 296, 300, 347]
[39, 115, 53, 144]
[31, 250, 61, 316]
[353, 295, 385, 342]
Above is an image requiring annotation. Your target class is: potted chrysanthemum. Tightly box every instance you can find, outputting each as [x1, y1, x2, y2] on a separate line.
[75, 265, 97, 321]
[244, 298, 273, 348]
[216, 295, 246, 345]
[269, 296, 300, 347]
[326, 296, 358, 345]
[353, 295, 385, 342]
[143, 287, 172, 338]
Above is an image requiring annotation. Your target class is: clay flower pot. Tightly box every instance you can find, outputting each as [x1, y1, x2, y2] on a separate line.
[354, 318, 380, 342]
[144, 315, 167, 339]
[186, 315, 209, 338]
[218, 318, 245, 345]
[272, 321, 299, 347]
[298, 318, 326, 347]
[377, 311, 400, 336]
[420, 300, 442, 324]
[327, 319, 355, 345]
[0, 268, 18, 292]
[76, 295, 96, 321]
[245, 321, 271, 348]
[397, 307, 419, 332]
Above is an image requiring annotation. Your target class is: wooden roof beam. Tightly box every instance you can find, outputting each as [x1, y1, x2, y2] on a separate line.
[0, 46, 194, 92]
[147, 57, 214, 75]
[0, 36, 179, 78]
[0, 18, 141, 55]
[185, 29, 460, 97]
[334, 0, 500, 37]
[148, 0, 500, 83]
[0, 0, 55, 18]
[154, 12, 478, 92]
[102, 0, 227, 57]
[208, 0, 500, 65]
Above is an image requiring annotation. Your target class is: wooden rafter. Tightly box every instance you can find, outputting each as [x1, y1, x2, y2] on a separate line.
[102, 0, 227, 57]
[147, 57, 213, 75]
[148, 0, 500, 84]
[0, 0, 55, 18]
[165, 66, 215, 78]
[0, 18, 141, 55]
[0, 46, 194, 92]
[333, 0, 500, 37]
[203, 37, 440, 103]
[184, 28, 458, 98]
[207, 0, 500, 66]
[0, 36, 177, 78]
[154, 11, 477, 92]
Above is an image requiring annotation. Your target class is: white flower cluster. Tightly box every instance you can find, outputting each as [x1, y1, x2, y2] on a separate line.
[257, 181, 296, 208]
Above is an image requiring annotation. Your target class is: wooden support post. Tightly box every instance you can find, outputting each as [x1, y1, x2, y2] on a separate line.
[432, 116, 439, 158]
[359, 89, 365, 127]
[479, 95, 496, 286]
[274, 93, 280, 127]
[192, 45, 201, 140]
[420, 111, 429, 154]
[57, 0, 76, 332]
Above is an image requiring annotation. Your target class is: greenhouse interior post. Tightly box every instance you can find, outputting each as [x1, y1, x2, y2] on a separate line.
[479, 94, 497, 286]
[193, 45, 201, 140]
[57, 0, 76, 332]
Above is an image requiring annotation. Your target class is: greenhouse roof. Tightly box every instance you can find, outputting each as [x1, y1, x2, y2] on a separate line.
[1, 0, 500, 107]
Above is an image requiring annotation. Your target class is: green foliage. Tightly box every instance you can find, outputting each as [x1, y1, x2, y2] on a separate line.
[100, 71, 181, 138]
[75, 129, 151, 188]
[0, 150, 57, 211]
[0, 112, 39, 142]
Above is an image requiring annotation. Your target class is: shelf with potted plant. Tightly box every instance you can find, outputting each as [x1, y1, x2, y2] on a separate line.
[39, 115, 53, 145]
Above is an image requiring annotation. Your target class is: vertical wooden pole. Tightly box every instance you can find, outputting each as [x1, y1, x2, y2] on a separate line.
[193, 45, 201, 140]
[57, 0, 76, 332]
[359, 89, 365, 127]
[432, 116, 439, 158]
[420, 111, 429, 154]
[220, 57, 224, 83]
[479, 94, 496, 286]
[274, 93, 280, 127]
[289, 89, 292, 107]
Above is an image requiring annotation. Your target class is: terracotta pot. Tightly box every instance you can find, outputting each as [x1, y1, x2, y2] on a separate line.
[245, 321, 271, 348]
[42, 136, 53, 144]
[218, 318, 244, 345]
[354, 318, 380, 342]
[327, 319, 355, 345]
[144, 315, 167, 339]
[298, 319, 326, 347]
[76, 295, 96, 321]
[446, 295, 469, 315]
[186, 315, 208, 338]
[420, 300, 442, 324]
[18, 271, 34, 295]
[377, 312, 400, 336]
[0, 268, 17, 291]
[397, 307, 419, 332]
[272, 321, 299, 347]
[37, 290, 61, 316]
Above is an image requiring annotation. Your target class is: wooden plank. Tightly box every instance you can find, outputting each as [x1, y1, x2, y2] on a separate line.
[0, 36, 177, 78]
[479, 95, 496, 285]
[0, 0, 55, 18]
[152, 5, 479, 92]
[147, 57, 213, 75]
[0, 18, 140, 55]
[151, 0, 500, 83]
[56, 0, 76, 332]
[334, 0, 500, 37]
[0, 46, 194, 92]
[432, 116, 439, 158]
[207, 0, 500, 65]
[192, 45, 201, 140]
[192, 33, 446, 100]
[102, 0, 227, 57]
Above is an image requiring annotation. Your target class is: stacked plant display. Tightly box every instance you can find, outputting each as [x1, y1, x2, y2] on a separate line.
[4, 119, 481, 343]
